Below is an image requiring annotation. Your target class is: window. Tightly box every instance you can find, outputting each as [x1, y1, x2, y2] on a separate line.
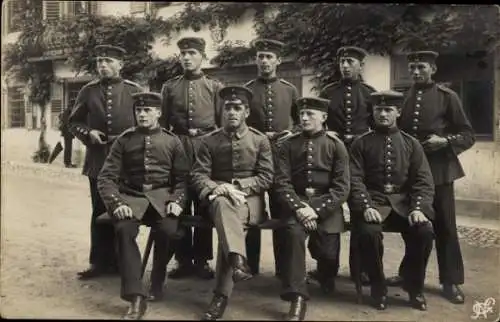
[65, 1, 99, 17]
[3, 0, 25, 34]
[44, 1, 60, 21]
[44, 1, 99, 21]
[460, 80, 494, 139]
[7, 86, 26, 128]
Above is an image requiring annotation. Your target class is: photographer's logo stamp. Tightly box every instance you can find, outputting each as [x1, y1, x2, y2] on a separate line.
[471, 297, 497, 320]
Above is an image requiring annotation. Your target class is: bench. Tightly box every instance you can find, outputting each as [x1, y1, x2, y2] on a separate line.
[97, 213, 399, 304]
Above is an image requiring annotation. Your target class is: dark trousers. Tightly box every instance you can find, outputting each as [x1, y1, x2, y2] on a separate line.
[89, 177, 117, 268]
[357, 213, 434, 297]
[281, 219, 340, 301]
[63, 135, 73, 165]
[245, 191, 285, 275]
[174, 187, 213, 263]
[397, 183, 464, 285]
[114, 205, 183, 301]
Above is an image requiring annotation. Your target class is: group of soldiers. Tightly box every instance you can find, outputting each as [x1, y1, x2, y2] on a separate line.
[67, 35, 474, 320]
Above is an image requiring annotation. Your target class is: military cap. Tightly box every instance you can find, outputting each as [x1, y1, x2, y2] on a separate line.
[177, 37, 206, 53]
[337, 46, 368, 61]
[296, 97, 330, 113]
[132, 92, 162, 109]
[251, 38, 285, 55]
[218, 86, 253, 106]
[370, 90, 405, 108]
[407, 51, 439, 64]
[94, 45, 127, 60]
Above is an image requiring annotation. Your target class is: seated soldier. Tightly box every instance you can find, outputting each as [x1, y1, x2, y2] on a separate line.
[349, 90, 435, 311]
[97, 92, 189, 320]
[274, 97, 350, 321]
[190, 86, 274, 321]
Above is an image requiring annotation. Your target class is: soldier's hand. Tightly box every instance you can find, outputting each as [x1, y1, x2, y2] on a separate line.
[363, 207, 382, 223]
[422, 134, 448, 152]
[302, 219, 318, 232]
[408, 210, 429, 226]
[166, 202, 183, 217]
[212, 183, 233, 197]
[88, 129, 107, 145]
[113, 205, 133, 220]
[227, 188, 247, 207]
[297, 202, 319, 222]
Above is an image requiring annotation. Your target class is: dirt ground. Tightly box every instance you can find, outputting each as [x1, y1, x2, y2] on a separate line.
[1, 167, 500, 321]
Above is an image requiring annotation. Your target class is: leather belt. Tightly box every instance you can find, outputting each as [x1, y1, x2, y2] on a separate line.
[128, 182, 169, 192]
[175, 126, 216, 137]
[299, 187, 328, 199]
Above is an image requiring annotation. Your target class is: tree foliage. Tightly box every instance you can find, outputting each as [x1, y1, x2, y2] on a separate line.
[188, 3, 499, 92]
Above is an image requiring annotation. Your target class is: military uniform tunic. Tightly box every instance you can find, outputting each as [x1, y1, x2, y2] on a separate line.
[245, 77, 300, 134]
[98, 127, 188, 220]
[349, 128, 434, 220]
[319, 79, 376, 143]
[69, 77, 143, 178]
[190, 126, 274, 298]
[398, 82, 475, 186]
[160, 73, 224, 137]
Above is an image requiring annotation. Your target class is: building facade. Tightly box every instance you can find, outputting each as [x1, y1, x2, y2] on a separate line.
[2, 1, 498, 214]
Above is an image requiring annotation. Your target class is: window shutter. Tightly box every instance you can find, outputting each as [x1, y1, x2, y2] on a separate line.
[44, 1, 61, 21]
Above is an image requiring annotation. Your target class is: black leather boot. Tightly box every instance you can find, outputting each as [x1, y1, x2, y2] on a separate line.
[409, 292, 427, 311]
[286, 295, 307, 321]
[123, 295, 147, 320]
[228, 253, 253, 283]
[202, 293, 228, 321]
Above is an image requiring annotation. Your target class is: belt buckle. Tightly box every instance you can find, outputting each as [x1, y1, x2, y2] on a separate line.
[383, 183, 395, 194]
[305, 187, 316, 198]
[142, 184, 153, 192]
[188, 129, 198, 137]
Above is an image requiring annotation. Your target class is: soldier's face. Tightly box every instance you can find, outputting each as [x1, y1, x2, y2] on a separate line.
[223, 103, 249, 130]
[373, 105, 400, 128]
[96, 56, 123, 78]
[300, 109, 327, 133]
[180, 49, 204, 72]
[135, 106, 161, 129]
[409, 62, 436, 84]
[339, 57, 363, 80]
[256, 51, 281, 75]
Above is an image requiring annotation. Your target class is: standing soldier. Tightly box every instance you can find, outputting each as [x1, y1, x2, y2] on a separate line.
[69, 45, 143, 279]
[387, 51, 475, 304]
[97, 92, 189, 319]
[244, 38, 300, 278]
[313, 46, 376, 285]
[349, 90, 435, 311]
[191, 86, 274, 321]
[160, 37, 224, 280]
[274, 97, 350, 320]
